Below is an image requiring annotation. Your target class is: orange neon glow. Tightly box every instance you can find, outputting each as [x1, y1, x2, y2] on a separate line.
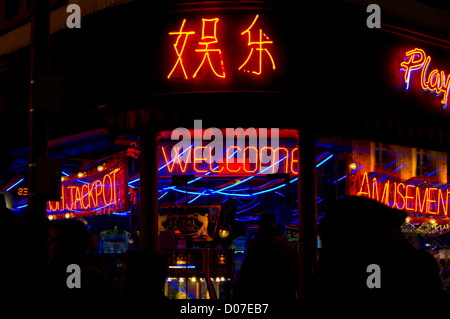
[209, 147, 224, 173]
[47, 168, 123, 214]
[226, 146, 242, 173]
[168, 19, 196, 80]
[161, 146, 191, 173]
[193, 18, 226, 79]
[239, 14, 276, 75]
[260, 147, 289, 173]
[290, 148, 298, 174]
[405, 184, 415, 211]
[243, 146, 258, 173]
[400, 48, 450, 109]
[352, 172, 449, 217]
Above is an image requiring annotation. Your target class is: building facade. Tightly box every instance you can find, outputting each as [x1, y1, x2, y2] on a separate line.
[0, 0, 449, 300]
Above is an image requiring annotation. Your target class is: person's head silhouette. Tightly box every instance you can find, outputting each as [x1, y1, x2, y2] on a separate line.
[319, 196, 406, 255]
[48, 219, 90, 264]
[121, 249, 168, 300]
[257, 211, 278, 236]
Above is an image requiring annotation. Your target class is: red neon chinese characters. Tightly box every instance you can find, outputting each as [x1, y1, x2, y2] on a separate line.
[167, 19, 195, 80]
[193, 18, 226, 78]
[400, 48, 450, 109]
[239, 14, 276, 75]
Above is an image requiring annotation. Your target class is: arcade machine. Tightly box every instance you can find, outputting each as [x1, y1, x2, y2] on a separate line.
[165, 248, 211, 299]
[209, 249, 235, 299]
[161, 202, 236, 299]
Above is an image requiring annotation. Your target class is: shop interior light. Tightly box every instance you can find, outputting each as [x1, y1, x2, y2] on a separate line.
[333, 175, 347, 184]
[6, 178, 24, 192]
[158, 191, 168, 200]
[112, 210, 131, 216]
[426, 169, 442, 177]
[156, 148, 339, 223]
[316, 154, 334, 168]
[188, 190, 207, 204]
[252, 183, 286, 196]
[167, 280, 197, 299]
[383, 159, 398, 169]
[13, 204, 28, 211]
[393, 163, 407, 172]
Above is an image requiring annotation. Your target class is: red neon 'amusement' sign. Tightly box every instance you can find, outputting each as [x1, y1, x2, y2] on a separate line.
[400, 48, 450, 109]
[350, 172, 449, 217]
[47, 157, 128, 218]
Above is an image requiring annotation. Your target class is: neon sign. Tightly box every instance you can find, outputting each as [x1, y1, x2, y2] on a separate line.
[167, 15, 276, 80]
[47, 157, 128, 218]
[160, 145, 298, 175]
[238, 14, 276, 75]
[159, 205, 221, 241]
[126, 142, 141, 159]
[350, 172, 449, 217]
[193, 18, 226, 79]
[400, 48, 450, 109]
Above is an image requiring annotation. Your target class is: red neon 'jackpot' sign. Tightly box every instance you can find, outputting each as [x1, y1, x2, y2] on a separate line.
[167, 14, 276, 80]
[47, 158, 128, 217]
[400, 48, 450, 109]
[350, 172, 449, 217]
[159, 144, 298, 175]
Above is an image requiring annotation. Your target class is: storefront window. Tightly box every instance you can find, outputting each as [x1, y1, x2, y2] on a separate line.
[44, 153, 135, 253]
[157, 134, 300, 299]
[316, 137, 450, 291]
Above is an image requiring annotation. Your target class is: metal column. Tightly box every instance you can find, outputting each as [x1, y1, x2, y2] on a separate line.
[139, 132, 160, 251]
[27, 0, 49, 216]
[297, 131, 318, 301]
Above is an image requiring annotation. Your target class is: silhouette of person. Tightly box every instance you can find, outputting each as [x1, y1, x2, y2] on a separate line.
[0, 195, 21, 301]
[16, 212, 52, 302]
[233, 211, 298, 300]
[47, 219, 114, 301]
[119, 249, 169, 303]
[314, 196, 447, 302]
